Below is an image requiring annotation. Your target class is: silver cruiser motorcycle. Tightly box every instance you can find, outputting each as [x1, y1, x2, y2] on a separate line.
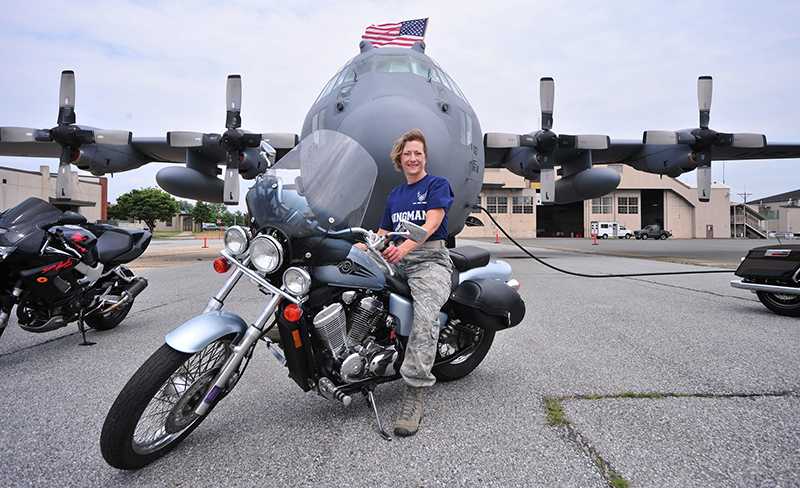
[101, 130, 525, 469]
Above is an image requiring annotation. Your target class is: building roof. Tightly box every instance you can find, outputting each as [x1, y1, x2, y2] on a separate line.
[754, 189, 800, 204]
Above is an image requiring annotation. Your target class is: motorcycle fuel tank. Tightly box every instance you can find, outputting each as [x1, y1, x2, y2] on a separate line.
[311, 239, 386, 290]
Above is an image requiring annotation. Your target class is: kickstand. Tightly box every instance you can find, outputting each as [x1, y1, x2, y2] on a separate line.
[363, 387, 392, 442]
[77, 315, 95, 346]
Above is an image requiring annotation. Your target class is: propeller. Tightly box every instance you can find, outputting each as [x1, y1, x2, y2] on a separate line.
[0, 70, 132, 200]
[642, 76, 766, 202]
[484, 77, 609, 204]
[167, 75, 272, 205]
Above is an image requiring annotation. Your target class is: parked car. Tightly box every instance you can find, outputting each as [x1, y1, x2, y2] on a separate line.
[634, 224, 672, 240]
[201, 223, 220, 231]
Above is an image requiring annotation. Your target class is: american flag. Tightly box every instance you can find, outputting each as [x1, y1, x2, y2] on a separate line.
[362, 18, 428, 48]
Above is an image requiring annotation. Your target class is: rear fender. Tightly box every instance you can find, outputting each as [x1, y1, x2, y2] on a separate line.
[459, 260, 512, 283]
[165, 311, 248, 353]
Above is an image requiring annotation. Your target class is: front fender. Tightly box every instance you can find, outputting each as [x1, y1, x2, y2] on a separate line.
[165, 311, 248, 353]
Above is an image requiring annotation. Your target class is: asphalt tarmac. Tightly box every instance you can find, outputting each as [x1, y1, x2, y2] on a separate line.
[0, 238, 797, 487]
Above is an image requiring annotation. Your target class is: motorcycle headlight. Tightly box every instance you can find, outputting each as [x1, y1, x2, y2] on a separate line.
[0, 246, 16, 262]
[250, 235, 283, 274]
[223, 226, 250, 256]
[283, 267, 311, 296]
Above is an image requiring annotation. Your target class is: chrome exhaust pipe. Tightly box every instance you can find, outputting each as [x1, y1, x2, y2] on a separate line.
[100, 277, 149, 313]
[731, 280, 800, 296]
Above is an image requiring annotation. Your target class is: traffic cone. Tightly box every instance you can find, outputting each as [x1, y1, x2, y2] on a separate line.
[495, 231, 499, 244]
[203, 232, 208, 249]
[593, 233, 598, 245]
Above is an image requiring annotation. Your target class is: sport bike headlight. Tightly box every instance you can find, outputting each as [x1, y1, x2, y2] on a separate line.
[0, 246, 16, 262]
[283, 267, 311, 295]
[223, 226, 250, 256]
[250, 235, 283, 274]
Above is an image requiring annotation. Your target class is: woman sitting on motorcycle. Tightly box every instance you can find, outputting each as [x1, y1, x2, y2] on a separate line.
[377, 129, 454, 437]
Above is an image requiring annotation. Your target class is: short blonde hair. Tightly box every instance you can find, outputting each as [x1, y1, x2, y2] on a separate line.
[390, 129, 428, 172]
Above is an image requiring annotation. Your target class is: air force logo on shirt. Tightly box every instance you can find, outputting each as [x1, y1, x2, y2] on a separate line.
[415, 190, 427, 205]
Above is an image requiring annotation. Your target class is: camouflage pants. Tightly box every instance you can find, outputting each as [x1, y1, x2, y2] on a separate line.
[391, 247, 453, 388]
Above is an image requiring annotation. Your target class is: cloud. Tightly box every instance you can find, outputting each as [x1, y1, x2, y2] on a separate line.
[1, 0, 798, 209]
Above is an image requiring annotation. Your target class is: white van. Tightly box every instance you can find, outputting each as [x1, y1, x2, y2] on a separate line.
[591, 221, 633, 239]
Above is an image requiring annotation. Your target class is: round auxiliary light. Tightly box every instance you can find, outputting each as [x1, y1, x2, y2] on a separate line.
[283, 267, 312, 296]
[250, 235, 283, 274]
[223, 226, 250, 256]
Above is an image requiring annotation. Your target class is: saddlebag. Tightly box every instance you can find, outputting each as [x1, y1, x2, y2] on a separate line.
[735, 244, 800, 282]
[449, 278, 525, 331]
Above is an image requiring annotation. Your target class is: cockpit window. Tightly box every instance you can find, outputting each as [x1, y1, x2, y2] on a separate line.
[410, 57, 444, 84]
[342, 58, 374, 84]
[376, 55, 410, 73]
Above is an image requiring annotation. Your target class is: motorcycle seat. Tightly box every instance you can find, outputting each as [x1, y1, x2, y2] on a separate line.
[96, 229, 134, 263]
[385, 246, 492, 299]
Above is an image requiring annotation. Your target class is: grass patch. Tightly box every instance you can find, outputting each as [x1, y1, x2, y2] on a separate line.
[543, 397, 568, 425]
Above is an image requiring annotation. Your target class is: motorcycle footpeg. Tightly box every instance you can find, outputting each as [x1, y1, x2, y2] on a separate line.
[317, 377, 352, 407]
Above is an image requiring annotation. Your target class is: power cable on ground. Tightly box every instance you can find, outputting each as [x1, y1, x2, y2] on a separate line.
[475, 206, 734, 278]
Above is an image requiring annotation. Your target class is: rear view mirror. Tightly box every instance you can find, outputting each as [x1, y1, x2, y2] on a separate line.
[398, 220, 427, 243]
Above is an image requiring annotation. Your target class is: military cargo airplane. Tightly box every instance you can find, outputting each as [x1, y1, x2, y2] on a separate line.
[2, 41, 800, 239]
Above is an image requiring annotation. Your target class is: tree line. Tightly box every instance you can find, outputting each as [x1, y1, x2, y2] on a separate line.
[107, 187, 248, 233]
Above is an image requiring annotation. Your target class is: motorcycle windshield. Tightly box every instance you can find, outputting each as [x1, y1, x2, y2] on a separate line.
[0, 197, 62, 249]
[246, 130, 378, 238]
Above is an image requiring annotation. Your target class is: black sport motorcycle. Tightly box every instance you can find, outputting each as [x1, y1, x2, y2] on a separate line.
[101, 130, 525, 469]
[0, 197, 150, 344]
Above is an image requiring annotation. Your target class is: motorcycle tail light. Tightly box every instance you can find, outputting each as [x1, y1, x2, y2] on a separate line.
[213, 257, 231, 274]
[506, 279, 521, 292]
[284, 304, 302, 322]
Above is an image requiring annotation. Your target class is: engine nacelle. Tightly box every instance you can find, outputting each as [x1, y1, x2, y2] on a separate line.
[156, 166, 224, 203]
[237, 147, 270, 179]
[72, 144, 148, 176]
[627, 145, 696, 177]
[502, 147, 542, 181]
[553, 167, 621, 204]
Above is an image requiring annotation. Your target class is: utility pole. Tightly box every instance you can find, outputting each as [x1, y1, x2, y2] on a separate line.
[737, 189, 752, 238]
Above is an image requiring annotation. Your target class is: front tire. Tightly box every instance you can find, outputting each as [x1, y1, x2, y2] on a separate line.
[101, 337, 234, 469]
[756, 291, 800, 317]
[433, 320, 495, 382]
[660, 234, 668, 240]
[641, 234, 648, 240]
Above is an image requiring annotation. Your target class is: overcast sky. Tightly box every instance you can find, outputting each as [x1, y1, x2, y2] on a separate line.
[2, 0, 798, 211]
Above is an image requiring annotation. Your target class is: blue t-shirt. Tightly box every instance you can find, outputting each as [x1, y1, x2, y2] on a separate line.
[380, 174, 454, 242]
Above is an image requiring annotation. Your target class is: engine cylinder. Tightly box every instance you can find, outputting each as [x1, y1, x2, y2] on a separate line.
[313, 302, 347, 355]
[346, 296, 382, 347]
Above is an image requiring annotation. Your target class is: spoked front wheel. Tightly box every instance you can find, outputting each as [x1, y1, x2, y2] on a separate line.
[100, 337, 234, 469]
[432, 320, 495, 382]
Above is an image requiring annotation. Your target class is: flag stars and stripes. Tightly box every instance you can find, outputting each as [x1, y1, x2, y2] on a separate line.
[362, 18, 428, 48]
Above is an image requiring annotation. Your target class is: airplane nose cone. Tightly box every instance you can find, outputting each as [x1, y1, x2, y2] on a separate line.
[336, 96, 452, 228]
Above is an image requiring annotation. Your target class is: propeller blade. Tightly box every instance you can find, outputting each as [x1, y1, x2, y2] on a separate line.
[643, 130, 679, 145]
[59, 70, 76, 110]
[56, 148, 73, 200]
[540, 168, 555, 205]
[261, 132, 299, 149]
[93, 130, 132, 145]
[540, 77, 555, 131]
[223, 166, 240, 205]
[484, 133, 521, 148]
[731, 133, 766, 148]
[226, 75, 242, 129]
[698, 76, 712, 129]
[57, 70, 76, 126]
[167, 131, 208, 147]
[0, 127, 39, 142]
[559, 134, 609, 150]
[696, 164, 711, 202]
[241, 132, 262, 148]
